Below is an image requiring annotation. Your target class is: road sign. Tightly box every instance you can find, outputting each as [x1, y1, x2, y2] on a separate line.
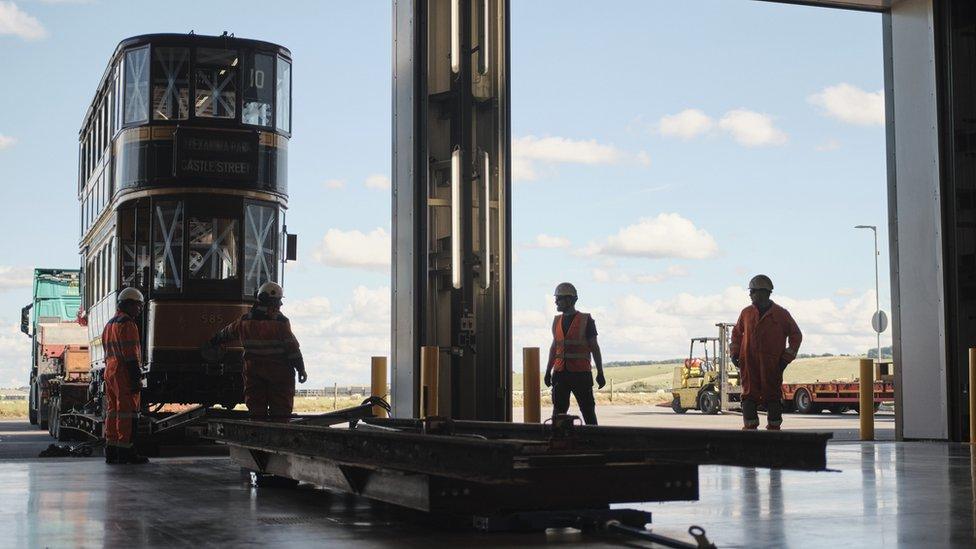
[872, 310, 888, 334]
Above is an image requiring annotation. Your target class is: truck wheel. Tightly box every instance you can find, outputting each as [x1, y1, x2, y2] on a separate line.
[28, 407, 37, 426]
[794, 388, 814, 414]
[699, 390, 720, 415]
[671, 397, 687, 414]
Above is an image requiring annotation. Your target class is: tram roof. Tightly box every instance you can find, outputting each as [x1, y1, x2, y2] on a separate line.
[81, 33, 291, 135]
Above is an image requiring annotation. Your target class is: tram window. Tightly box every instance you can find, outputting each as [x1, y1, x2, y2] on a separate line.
[243, 53, 273, 127]
[275, 57, 291, 133]
[152, 201, 184, 291]
[244, 203, 277, 297]
[153, 47, 189, 121]
[195, 48, 237, 120]
[113, 67, 122, 131]
[108, 240, 114, 294]
[123, 47, 150, 124]
[188, 217, 239, 280]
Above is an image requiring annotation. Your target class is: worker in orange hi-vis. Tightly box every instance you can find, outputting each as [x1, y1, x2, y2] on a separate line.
[207, 282, 307, 422]
[731, 275, 802, 431]
[544, 282, 606, 425]
[102, 287, 149, 465]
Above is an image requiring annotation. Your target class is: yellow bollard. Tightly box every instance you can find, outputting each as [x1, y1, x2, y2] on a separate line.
[859, 358, 874, 441]
[969, 349, 976, 443]
[421, 346, 440, 417]
[522, 347, 541, 423]
[371, 356, 388, 418]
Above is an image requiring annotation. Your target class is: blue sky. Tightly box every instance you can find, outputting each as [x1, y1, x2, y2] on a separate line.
[0, 0, 889, 387]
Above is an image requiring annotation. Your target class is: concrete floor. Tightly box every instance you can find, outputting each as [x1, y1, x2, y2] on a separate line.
[1, 417, 972, 548]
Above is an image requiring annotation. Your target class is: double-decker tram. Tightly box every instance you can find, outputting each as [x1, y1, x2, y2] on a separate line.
[78, 33, 294, 413]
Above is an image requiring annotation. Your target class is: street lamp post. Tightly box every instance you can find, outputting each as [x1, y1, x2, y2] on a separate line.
[855, 225, 881, 364]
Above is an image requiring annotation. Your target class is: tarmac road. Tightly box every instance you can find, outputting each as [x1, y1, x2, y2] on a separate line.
[512, 403, 896, 440]
[0, 420, 59, 459]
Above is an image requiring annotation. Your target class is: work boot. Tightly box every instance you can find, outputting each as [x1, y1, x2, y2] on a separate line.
[766, 425, 781, 431]
[104, 445, 119, 465]
[119, 447, 150, 465]
[741, 399, 760, 430]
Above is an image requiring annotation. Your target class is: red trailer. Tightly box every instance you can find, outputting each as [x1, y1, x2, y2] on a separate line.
[782, 379, 895, 414]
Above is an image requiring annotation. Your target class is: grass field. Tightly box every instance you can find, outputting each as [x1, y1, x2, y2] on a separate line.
[0, 401, 26, 419]
[513, 356, 869, 394]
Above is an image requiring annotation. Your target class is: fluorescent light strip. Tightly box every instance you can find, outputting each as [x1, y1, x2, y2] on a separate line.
[451, 148, 462, 289]
[451, 0, 460, 74]
[482, 151, 490, 289]
[480, 0, 489, 75]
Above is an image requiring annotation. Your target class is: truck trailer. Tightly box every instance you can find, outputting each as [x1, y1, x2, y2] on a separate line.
[21, 269, 89, 434]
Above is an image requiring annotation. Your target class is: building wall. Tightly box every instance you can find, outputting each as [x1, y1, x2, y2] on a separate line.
[884, 0, 949, 440]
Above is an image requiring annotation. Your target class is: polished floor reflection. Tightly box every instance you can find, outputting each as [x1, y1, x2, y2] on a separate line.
[1, 443, 973, 547]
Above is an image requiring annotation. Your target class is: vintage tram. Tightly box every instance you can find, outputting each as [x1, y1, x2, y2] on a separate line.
[78, 33, 294, 410]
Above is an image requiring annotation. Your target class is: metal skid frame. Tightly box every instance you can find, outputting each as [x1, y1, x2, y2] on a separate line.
[207, 412, 831, 518]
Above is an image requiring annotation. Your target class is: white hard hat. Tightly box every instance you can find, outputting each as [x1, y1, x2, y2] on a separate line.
[117, 287, 145, 305]
[257, 281, 283, 301]
[554, 282, 578, 298]
[748, 275, 774, 292]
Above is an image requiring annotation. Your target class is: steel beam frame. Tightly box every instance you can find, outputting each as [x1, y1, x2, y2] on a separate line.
[207, 415, 830, 514]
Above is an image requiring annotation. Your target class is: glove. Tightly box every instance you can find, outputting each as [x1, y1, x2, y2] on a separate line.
[544, 370, 552, 388]
[595, 371, 606, 389]
[200, 341, 220, 364]
[297, 369, 308, 384]
[731, 355, 740, 368]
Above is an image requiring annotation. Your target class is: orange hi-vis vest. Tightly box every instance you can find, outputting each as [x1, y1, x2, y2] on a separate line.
[552, 312, 592, 372]
[213, 309, 303, 367]
[102, 311, 142, 369]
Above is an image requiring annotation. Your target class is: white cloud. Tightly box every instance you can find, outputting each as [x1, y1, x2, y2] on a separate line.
[0, 134, 16, 150]
[323, 179, 346, 190]
[592, 265, 688, 285]
[636, 150, 651, 166]
[0, 266, 32, 292]
[583, 214, 719, 260]
[0, 320, 31, 388]
[513, 135, 625, 181]
[718, 109, 788, 147]
[658, 109, 714, 140]
[0, 2, 46, 40]
[513, 288, 889, 364]
[834, 287, 855, 297]
[313, 228, 391, 271]
[285, 286, 391, 386]
[365, 174, 391, 190]
[815, 139, 840, 152]
[530, 234, 571, 249]
[809, 83, 885, 126]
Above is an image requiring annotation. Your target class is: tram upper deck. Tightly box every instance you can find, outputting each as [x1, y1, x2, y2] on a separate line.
[78, 33, 292, 240]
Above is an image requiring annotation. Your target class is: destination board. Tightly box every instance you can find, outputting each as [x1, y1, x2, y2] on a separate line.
[174, 129, 259, 181]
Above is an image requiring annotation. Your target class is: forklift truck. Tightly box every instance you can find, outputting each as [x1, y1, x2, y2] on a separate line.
[670, 323, 742, 414]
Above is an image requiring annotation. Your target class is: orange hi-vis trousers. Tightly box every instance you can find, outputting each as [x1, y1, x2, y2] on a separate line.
[104, 359, 140, 447]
